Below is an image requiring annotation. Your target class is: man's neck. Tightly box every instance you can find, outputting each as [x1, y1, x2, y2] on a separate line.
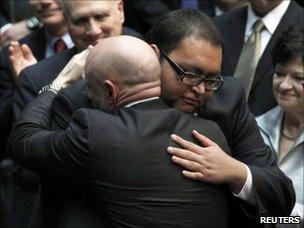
[45, 22, 67, 37]
[116, 82, 161, 108]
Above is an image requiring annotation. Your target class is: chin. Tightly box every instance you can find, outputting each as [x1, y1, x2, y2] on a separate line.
[175, 103, 195, 114]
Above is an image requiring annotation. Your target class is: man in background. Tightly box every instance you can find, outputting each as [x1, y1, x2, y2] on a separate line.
[214, 0, 303, 115]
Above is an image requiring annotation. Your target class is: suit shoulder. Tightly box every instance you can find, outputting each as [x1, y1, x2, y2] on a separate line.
[213, 5, 246, 26]
[215, 76, 244, 100]
[181, 114, 231, 153]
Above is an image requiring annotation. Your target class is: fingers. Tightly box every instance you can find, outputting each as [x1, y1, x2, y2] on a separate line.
[182, 170, 205, 181]
[167, 146, 204, 165]
[9, 41, 22, 59]
[192, 130, 216, 147]
[170, 134, 206, 155]
[171, 155, 203, 173]
[0, 30, 9, 46]
[87, 45, 94, 50]
[21, 44, 37, 62]
[73, 47, 91, 61]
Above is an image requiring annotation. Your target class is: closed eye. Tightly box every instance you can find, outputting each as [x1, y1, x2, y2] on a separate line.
[274, 72, 286, 77]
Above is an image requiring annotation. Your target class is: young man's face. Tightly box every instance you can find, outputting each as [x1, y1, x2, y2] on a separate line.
[160, 36, 222, 113]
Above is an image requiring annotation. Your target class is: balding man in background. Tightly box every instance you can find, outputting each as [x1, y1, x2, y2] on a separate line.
[8, 36, 232, 228]
[12, 0, 142, 121]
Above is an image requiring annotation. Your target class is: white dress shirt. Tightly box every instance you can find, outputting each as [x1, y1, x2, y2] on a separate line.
[246, 0, 290, 59]
[45, 30, 74, 58]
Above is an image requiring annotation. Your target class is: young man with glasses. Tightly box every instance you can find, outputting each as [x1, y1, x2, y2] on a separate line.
[146, 9, 295, 227]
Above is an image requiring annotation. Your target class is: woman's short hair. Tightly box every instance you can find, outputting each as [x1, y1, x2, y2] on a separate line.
[271, 22, 304, 65]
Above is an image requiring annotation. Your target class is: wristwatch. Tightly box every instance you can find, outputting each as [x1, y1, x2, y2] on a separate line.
[39, 83, 63, 94]
[25, 17, 40, 30]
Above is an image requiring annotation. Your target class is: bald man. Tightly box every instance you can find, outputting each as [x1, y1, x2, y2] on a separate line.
[8, 36, 231, 227]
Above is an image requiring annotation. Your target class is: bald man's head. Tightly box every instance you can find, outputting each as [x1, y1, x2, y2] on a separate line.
[85, 36, 161, 110]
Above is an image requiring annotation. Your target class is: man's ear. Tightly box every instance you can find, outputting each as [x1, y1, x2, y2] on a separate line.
[117, 0, 125, 24]
[104, 79, 118, 105]
[150, 44, 160, 58]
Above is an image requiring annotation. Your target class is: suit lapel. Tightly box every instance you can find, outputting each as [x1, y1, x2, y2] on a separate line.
[251, 1, 302, 89]
[224, 7, 247, 74]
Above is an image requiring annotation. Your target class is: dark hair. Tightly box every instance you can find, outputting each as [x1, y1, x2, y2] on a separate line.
[271, 22, 304, 65]
[146, 9, 223, 55]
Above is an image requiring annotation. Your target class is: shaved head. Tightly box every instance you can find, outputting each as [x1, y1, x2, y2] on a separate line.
[85, 36, 161, 109]
[86, 35, 160, 87]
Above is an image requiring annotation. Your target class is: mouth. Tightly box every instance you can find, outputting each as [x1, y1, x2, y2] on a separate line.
[38, 7, 61, 15]
[85, 40, 100, 47]
[85, 36, 109, 46]
[182, 97, 199, 106]
[280, 92, 295, 97]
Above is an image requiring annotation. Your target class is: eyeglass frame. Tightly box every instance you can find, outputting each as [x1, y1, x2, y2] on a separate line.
[160, 49, 224, 91]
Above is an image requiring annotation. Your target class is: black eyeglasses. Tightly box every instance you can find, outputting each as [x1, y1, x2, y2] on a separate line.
[160, 49, 224, 91]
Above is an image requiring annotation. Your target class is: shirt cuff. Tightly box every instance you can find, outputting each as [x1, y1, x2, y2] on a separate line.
[232, 164, 256, 205]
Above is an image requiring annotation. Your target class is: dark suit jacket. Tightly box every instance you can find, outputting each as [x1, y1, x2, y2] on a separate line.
[213, 1, 303, 116]
[0, 0, 33, 27]
[51, 77, 295, 227]
[8, 92, 232, 228]
[0, 28, 46, 158]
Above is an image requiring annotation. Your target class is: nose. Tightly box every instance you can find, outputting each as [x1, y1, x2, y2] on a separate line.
[40, 0, 53, 6]
[280, 76, 293, 90]
[86, 19, 102, 37]
[191, 82, 206, 95]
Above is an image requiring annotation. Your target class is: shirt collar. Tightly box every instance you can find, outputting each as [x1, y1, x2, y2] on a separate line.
[215, 6, 224, 16]
[45, 30, 74, 49]
[246, 1, 290, 36]
[124, 97, 160, 108]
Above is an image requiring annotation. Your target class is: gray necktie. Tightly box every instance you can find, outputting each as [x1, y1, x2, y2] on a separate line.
[234, 19, 265, 99]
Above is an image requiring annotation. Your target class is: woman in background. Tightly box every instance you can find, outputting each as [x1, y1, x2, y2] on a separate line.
[256, 23, 303, 224]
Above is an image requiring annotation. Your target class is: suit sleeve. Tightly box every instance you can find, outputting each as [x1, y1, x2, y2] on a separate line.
[12, 68, 40, 122]
[50, 80, 91, 130]
[8, 91, 92, 182]
[0, 47, 15, 158]
[230, 84, 295, 217]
